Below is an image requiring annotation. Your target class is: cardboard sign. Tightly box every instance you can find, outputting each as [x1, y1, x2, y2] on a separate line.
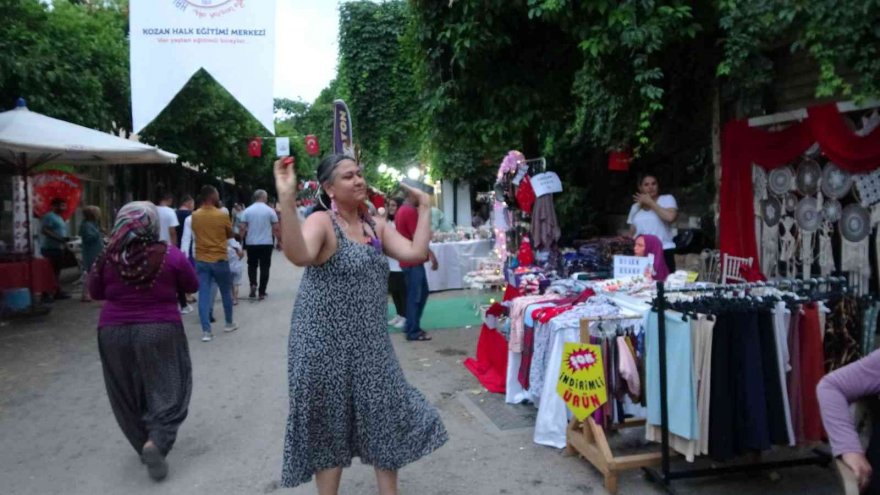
[275, 137, 290, 157]
[531, 172, 563, 197]
[613, 254, 654, 279]
[556, 343, 607, 421]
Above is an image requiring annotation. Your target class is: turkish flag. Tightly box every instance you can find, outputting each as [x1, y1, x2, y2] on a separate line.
[305, 135, 320, 156]
[248, 137, 262, 157]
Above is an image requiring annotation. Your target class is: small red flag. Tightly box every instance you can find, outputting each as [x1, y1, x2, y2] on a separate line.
[608, 149, 632, 171]
[248, 137, 262, 157]
[305, 135, 320, 156]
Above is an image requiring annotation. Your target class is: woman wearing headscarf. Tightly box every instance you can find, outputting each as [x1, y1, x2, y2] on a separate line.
[275, 154, 447, 494]
[633, 234, 670, 282]
[88, 201, 199, 482]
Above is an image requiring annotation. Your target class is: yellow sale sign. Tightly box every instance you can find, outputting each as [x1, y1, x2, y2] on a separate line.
[556, 343, 608, 421]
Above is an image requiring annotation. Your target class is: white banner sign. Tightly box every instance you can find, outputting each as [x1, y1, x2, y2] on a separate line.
[130, 0, 276, 134]
[613, 254, 654, 279]
[275, 137, 289, 157]
[531, 172, 563, 197]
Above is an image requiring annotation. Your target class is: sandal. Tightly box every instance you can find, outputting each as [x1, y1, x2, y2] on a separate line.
[407, 331, 432, 342]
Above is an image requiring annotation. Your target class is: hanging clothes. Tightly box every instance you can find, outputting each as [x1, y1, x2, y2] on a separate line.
[800, 304, 826, 442]
[772, 301, 796, 446]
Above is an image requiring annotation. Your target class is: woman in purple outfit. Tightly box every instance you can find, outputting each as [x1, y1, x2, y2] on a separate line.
[818, 349, 880, 493]
[88, 201, 199, 482]
[633, 234, 670, 282]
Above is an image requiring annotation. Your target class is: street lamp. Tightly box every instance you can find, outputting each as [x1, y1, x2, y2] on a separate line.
[407, 167, 420, 180]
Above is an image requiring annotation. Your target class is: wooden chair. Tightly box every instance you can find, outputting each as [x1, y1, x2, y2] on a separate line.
[721, 254, 753, 284]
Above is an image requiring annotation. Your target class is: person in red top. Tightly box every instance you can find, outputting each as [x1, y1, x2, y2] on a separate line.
[396, 189, 438, 341]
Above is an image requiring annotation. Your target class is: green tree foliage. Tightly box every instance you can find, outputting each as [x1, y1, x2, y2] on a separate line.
[0, 0, 130, 131]
[137, 70, 274, 187]
[718, 0, 880, 101]
[337, 1, 420, 172]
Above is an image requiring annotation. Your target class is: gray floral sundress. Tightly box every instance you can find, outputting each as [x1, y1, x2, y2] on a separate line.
[281, 216, 448, 487]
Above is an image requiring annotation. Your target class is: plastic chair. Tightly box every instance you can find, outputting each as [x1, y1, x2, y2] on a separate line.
[721, 254, 754, 284]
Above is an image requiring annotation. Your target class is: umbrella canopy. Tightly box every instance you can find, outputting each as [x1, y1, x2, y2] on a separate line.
[0, 98, 177, 171]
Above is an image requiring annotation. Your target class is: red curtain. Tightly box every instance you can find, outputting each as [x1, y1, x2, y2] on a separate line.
[719, 103, 880, 278]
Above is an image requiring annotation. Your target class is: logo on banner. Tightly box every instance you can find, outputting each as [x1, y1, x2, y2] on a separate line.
[556, 343, 607, 421]
[174, 0, 242, 17]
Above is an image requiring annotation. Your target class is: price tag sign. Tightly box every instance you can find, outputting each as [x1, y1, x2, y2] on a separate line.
[613, 254, 654, 279]
[531, 172, 563, 197]
[556, 343, 607, 420]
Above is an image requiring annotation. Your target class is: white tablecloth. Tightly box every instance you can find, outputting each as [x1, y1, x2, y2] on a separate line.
[425, 239, 493, 292]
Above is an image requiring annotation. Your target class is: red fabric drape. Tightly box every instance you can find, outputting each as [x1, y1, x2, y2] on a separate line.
[719, 103, 880, 278]
[463, 324, 509, 393]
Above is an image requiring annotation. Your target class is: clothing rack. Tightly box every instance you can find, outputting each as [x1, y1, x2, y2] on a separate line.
[643, 276, 846, 493]
[565, 314, 662, 494]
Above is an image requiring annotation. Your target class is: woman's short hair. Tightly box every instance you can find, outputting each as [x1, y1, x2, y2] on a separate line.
[83, 205, 101, 222]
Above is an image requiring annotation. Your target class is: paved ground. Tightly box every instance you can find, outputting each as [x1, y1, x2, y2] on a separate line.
[0, 251, 844, 494]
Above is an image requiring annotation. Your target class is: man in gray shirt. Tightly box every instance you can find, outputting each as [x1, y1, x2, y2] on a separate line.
[239, 189, 279, 300]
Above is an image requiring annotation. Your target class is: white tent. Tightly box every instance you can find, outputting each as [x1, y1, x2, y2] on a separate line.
[0, 99, 178, 306]
[0, 98, 177, 170]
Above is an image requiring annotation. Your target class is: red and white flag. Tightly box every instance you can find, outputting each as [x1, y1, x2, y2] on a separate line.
[248, 137, 262, 157]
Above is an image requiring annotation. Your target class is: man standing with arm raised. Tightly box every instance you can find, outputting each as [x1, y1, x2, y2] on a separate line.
[396, 186, 439, 342]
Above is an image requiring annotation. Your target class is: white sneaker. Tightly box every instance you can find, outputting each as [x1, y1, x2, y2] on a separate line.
[392, 317, 406, 329]
[201, 332, 213, 342]
[180, 304, 194, 315]
[388, 315, 401, 326]
[224, 322, 239, 333]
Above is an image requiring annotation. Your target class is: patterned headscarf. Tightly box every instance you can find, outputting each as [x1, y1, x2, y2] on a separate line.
[638, 234, 670, 282]
[96, 201, 168, 289]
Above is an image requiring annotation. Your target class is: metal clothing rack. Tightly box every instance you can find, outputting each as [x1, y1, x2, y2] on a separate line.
[643, 276, 846, 493]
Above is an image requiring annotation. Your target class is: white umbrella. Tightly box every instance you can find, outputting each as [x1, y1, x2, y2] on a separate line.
[0, 98, 177, 170]
[0, 99, 178, 308]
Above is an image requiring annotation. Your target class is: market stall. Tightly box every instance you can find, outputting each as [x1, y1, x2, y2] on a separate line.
[461, 149, 864, 493]
[0, 99, 177, 309]
[719, 102, 880, 290]
[425, 238, 493, 292]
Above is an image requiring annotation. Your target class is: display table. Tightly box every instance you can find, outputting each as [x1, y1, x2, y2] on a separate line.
[0, 258, 58, 294]
[425, 239, 493, 292]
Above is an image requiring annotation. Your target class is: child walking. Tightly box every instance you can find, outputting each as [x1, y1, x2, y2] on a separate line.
[228, 234, 244, 305]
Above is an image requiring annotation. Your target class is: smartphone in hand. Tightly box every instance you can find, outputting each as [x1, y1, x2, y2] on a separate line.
[401, 177, 435, 195]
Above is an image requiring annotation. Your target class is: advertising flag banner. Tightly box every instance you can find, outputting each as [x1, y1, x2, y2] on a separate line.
[333, 100, 355, 157]
[275, 137, 290, 157]
[556, 343, 608, 421]
[130, 0, 277, 134]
